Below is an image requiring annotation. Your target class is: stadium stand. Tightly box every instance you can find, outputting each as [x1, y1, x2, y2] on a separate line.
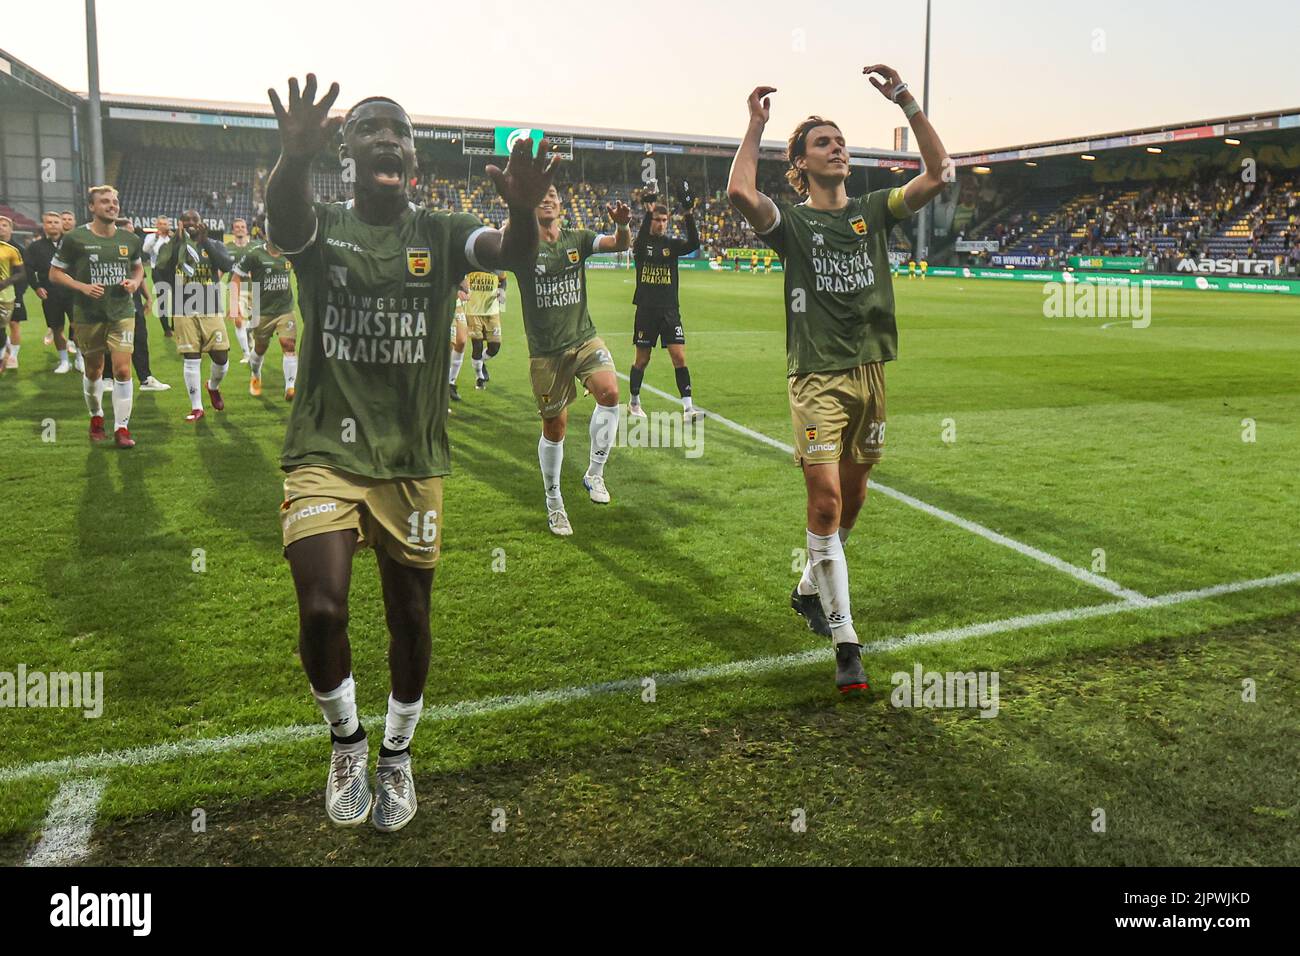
[963, 172, 1299, 271]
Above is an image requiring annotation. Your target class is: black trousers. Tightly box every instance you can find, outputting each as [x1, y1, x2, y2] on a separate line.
[152, 269, 175, 334]
[132, 298, 152, 382]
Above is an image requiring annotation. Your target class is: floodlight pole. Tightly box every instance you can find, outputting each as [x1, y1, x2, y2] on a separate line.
[85, 0, 106, 185]
[916, 0, 932, 261]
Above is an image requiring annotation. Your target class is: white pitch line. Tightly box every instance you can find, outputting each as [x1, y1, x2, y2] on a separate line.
[3, 570, 1296, 787]
[621, 374, 1150, 603]
[25, 778, 107, 866]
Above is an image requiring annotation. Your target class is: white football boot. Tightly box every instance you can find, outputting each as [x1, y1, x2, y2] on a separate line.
[325, 738, 372, 826]
[372, 754, 417, 833]
[583, 473, 610, 504]
[548, 507, 573, 536]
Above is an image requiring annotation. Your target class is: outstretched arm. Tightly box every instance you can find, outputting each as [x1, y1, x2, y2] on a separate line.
[864, 64, 950, 213]
[633, 196, 654, 253]
[594, 202, 632, 253]
[474, 137, 562, 273]
[266, 74, 342, 254]
[726, 86, 780, 234]
[673, 209, 700, 257]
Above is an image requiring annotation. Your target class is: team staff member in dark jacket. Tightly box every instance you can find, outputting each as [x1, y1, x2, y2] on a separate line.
[143, 216, 175, 336]
[117, 219, 170, 391]
[24, 212, 80, 373]
[626, 179, 701, 421]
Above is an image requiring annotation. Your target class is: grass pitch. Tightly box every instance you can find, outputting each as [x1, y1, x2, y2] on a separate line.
[1, 269, 1296, 865]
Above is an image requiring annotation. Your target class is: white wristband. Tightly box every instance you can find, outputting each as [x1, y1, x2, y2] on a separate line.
[889, 81, 909, 103]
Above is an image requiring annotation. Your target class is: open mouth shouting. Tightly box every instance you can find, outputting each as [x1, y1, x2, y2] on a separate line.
[371, 151, 405, 188]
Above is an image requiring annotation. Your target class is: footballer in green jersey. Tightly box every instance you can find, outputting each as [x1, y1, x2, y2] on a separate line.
[231, 241, 297, 400]
[727, 65, 951, 695]
[155, 209, 237, 421]
[513, 183, 630, 537]
[48, 185, 145, 448]
[265, 75, 559, 832]
[224, 217, 260, 363]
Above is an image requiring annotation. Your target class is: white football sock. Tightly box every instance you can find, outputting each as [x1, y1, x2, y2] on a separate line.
[449, 349, 465, 384]
[539, 435, 565, 510]
[382, 694, 423, 752]
[57, 349, 68, 364]
[283, 354, 298, 390]
[312, 675, 359, 740]
[472, 357, 484, 379]
[839, 526, 852, 544]
[207, 359, 228, 390]
[797, 560, 818, 596]
[183, 358, 203, 410]
[586, 402, 619, 477]
[806, 529, 858, 645]
[82, 375, 103, 417]
[249, 350, 265, 376]
[112, 379, 133, 431]
[8, 344, 18, 360]
[682, 396, 695, 411]
[234, 323, 250, 358]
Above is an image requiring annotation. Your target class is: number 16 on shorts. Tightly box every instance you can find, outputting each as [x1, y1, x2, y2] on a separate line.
[407, 510, 438, 544]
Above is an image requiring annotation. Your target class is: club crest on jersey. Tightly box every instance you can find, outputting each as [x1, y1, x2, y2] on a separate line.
[661, 247, 670, 257]
[118, 245, 130, 257]
[566, 248, 580, 264]
[804, 424, 818, 442]
[407, 248, 431, 276]
[849, 215, 868, 236]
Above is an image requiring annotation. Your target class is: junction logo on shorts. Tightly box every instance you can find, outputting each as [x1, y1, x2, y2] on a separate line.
[804, 424, 818, 442]
[849, 215, 867, 236]
[283, 501, 339, 529]
[566, 248, 580, 264]
[407, 248, 431, 277]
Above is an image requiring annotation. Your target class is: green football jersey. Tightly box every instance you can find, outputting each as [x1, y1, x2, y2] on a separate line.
[233, 245, 294, 317]
[223, 238, 261, 281]
[50, 225, 143, 323]
[758, 188, 911, 376]
[279, 200, 485, 480]
[513, 227, 601, 356]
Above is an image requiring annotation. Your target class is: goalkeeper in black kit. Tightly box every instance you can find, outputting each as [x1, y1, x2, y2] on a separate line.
[627, 179, 701, 421]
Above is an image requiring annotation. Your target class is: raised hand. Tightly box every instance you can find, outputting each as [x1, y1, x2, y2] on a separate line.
[486, 137, 561, 210]
[747, 86, 776, 125]
[677, 179, 695, 210]
[863, 64, 906, 101]
[606, 201, 632, 226]
[268, 74, 342, 159]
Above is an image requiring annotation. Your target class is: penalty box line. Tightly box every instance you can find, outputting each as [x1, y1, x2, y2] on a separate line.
[619, 374, 1151, 604]
[4, 570, 1297, 788]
